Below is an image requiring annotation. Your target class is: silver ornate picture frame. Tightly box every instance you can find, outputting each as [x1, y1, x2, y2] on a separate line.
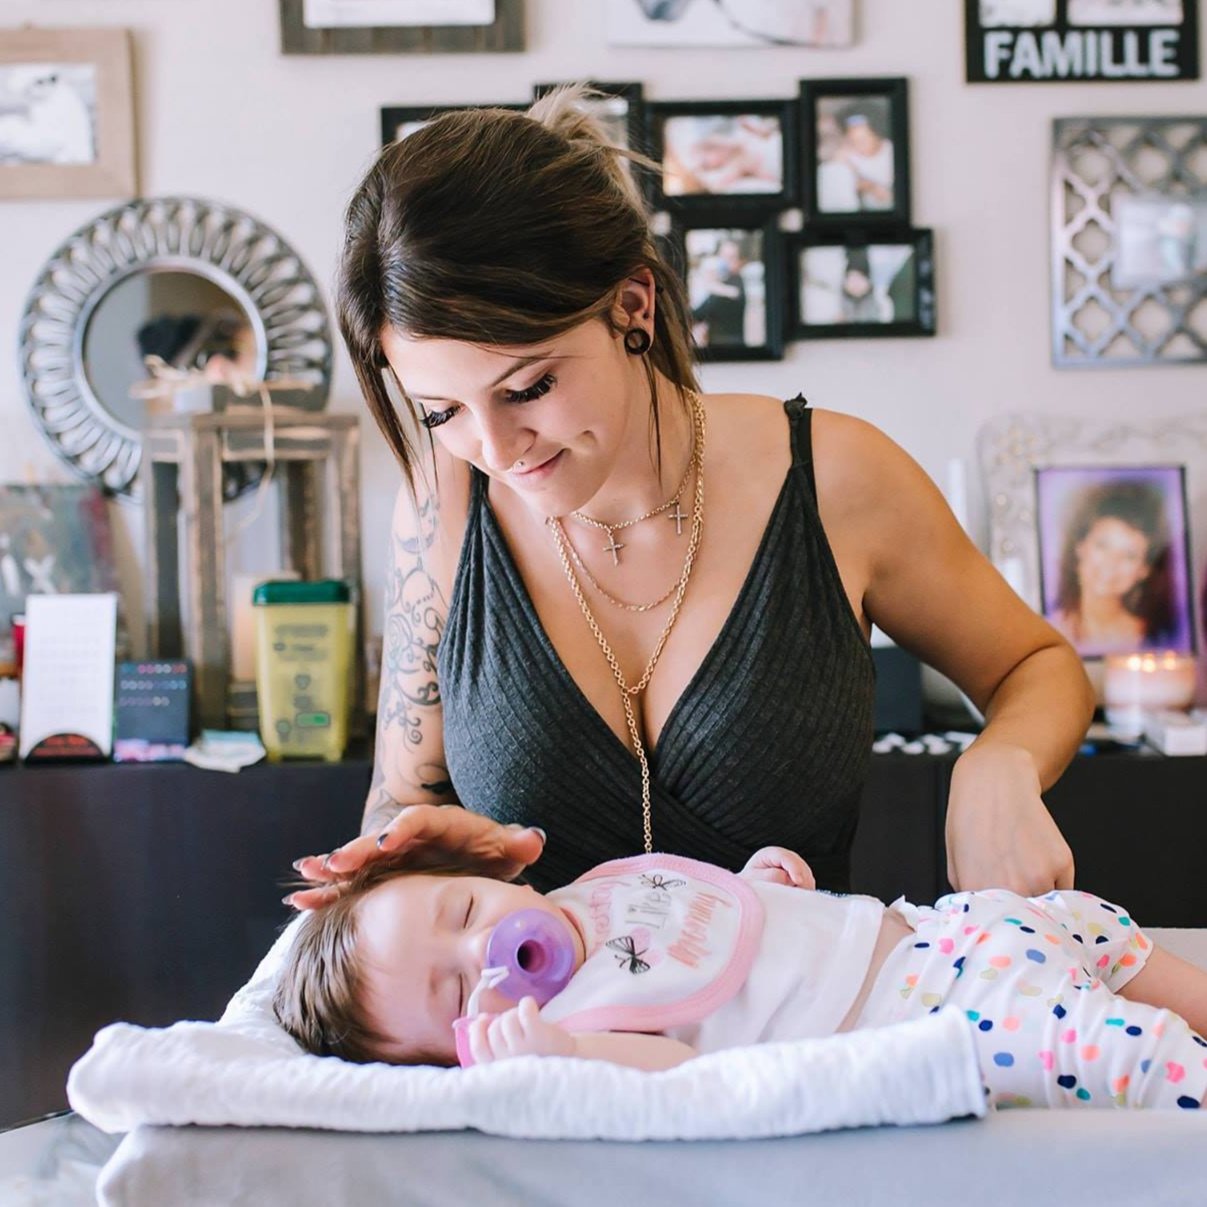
[1051, 115, 1207, 367]
[979, 412, 1207, 686]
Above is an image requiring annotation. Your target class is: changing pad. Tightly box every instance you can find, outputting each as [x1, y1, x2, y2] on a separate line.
[67, 917, 987, 1142]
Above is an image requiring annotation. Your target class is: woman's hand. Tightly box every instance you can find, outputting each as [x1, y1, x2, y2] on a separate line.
[464, 998, 574, 1065]
[945, 742, 1075, 896]
[286, 805, 546, 910]
[740, 846, 816, 889]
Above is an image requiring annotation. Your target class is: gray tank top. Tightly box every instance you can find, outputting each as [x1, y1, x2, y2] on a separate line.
[438, 396, 875, 893]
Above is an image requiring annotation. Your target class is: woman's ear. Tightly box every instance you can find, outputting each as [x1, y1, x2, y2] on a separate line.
[610, 267, 657, 330]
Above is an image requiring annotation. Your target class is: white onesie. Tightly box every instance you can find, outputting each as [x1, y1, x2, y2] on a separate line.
[544, 853, 884, 1053]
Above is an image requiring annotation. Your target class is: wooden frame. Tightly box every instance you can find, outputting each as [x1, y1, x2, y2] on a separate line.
[280, 0, 524, 55]
[788, 227, 936, 340]
[798, 76, 911, 228]
[0, 27, 135, 200]
[663, 212, 785, 362]
[645, 98, 798, 212]
[380, 101, 527, 147]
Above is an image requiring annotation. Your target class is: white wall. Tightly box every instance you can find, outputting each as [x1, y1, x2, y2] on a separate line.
[2, 0, 1204, 641]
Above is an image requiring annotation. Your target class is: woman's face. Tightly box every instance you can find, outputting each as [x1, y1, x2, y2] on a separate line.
[380, 312, 645, 516]
[1074, 516, 1151, 601]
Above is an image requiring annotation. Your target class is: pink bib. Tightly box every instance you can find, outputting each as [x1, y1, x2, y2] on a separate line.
[542, 853, 765, 1034]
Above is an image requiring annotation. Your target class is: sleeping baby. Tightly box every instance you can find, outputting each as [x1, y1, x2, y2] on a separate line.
[273, 847, 1207, 1110]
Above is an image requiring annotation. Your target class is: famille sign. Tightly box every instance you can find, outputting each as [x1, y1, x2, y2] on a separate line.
[965, 1, 1199, 83]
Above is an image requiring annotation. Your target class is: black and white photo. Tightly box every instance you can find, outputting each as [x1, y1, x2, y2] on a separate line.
[1112, 193, 1207, 288]
[607, 0, 854, 47]
[800, 78, 910, 226]
[789, 229, 935, 339]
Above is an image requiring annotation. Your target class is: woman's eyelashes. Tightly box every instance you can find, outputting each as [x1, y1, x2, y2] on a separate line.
[417, 373, 556, 431]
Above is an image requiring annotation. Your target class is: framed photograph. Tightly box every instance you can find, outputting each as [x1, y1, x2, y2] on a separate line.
[380, 101, 527, 147]
[1112, 192, 1207, 288]
[533, 82, 645, 154]
[788, 229, 935, 339]
[607, 0, 855, 47]
[799, 77, 910, 226]
[966, 0, 1198, 82]
[0, 484, 119, 631]
[663, 215, 783, 361]
[646, 100, 798, 210]
[0, 28, 135, 200]
[1051, 117, 1207, 367]
[1035, 464, 1195, 658]
[280, 0, 523, 53]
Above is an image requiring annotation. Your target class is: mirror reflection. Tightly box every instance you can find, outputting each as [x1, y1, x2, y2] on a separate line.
[83, 269, 259, 432]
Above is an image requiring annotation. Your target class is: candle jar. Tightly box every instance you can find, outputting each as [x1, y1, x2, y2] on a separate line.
[1102, 651, 1197, 736]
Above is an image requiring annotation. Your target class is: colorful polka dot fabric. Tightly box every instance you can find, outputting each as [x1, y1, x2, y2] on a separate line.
[856, 889, 1207, 1110]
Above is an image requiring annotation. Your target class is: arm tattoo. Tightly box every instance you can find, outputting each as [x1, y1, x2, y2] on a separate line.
[365, 492, 456, 829]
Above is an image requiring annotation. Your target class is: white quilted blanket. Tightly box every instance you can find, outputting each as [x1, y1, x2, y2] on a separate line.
[67, 918, 987, 1141]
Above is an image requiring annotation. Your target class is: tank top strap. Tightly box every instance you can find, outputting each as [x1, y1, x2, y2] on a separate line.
[783, 394, 818, 505]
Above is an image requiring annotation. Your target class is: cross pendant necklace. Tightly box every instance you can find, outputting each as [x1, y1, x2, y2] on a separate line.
[602, 531, 625, 565]
[666, 499, 687, 537]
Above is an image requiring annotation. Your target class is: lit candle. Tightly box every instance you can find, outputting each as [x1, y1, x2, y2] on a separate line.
[1102, 651, 1197, 736]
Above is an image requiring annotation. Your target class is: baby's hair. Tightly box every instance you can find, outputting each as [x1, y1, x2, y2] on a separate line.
[272, 858, 473, 1066]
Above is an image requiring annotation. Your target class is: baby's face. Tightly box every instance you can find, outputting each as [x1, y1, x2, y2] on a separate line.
[355, 873, 581, 1064]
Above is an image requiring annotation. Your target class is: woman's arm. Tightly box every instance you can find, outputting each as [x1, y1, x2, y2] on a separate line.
[290, 471, 543, 906]
[814, 411, 1095, 895]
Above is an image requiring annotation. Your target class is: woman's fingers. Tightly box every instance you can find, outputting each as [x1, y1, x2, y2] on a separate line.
[283, 882, 343, 911]
[374, 805, 546, 878]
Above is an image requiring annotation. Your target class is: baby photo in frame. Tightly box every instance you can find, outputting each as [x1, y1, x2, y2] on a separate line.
[799, 77, 910, 226]
[664, 216, 783, 362]
[788, 229, 935, 339]
[646, 99, 798, 210]
[1035, 464, 1195, 658]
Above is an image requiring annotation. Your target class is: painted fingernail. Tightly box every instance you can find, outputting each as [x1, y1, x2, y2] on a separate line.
[282, 894, 296, 907]
[530, 827, 547, 843]
[376, 830, 390, 849]
[321, 853, 334, 871]
[291, 858, 305, 872]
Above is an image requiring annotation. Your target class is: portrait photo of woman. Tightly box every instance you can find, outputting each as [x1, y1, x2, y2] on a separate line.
[1036, 465, 1194, 658]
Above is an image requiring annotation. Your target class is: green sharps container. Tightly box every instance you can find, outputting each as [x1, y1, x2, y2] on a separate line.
[253, 579, 352, 762]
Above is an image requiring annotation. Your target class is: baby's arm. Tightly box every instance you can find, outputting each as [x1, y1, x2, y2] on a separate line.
[740, 845, 815, 889]
[462, 998, 697, 1071]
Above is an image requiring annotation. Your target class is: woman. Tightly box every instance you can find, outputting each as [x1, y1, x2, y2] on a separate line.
[1050, 479, 1176, 656]
[290, 88, 1093, 908]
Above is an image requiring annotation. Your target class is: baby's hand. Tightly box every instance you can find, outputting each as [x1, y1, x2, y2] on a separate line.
[740, 846, 816, 889]
[463, 997, 575, 1065]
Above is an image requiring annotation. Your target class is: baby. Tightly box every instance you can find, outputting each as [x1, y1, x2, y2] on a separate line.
[274, 847, 1207, 1110]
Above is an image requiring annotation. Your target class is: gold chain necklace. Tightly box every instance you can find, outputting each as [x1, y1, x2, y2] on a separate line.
[569, 425, 696, 565]
[551, 458, 697, 613]
[545, 391, 705, 854]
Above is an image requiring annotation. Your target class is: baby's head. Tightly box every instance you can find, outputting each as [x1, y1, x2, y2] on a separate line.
[273, 861, 570, 1066]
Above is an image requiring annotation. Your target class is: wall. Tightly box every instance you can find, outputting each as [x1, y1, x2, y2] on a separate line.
[2, 0, 1204, 641]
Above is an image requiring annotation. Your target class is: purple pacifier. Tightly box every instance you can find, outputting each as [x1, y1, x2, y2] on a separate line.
[483, 907, 577, 1006]
[453, 908, 577, 1068]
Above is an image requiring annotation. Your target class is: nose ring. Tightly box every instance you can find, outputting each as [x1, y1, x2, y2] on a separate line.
[512, 459, 527, 471]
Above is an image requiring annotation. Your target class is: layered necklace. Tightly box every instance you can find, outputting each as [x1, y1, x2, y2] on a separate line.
[545, 391, 705, 854]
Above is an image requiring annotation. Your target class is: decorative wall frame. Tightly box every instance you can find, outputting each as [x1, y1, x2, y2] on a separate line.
[1051, 116, 1207, 367]
[663, 214, 784, 362]
[380, 102, 526, 147]
[646, 99, 799, 212]
[19, 197, 332, 497]
[787, 228, 935, 339]
[798, 77, 911, 228]
[607, 0, 855, 48]
[966, 0, 1199, 84]
[0, 27, 136, 200]
[978, 411, 1207, 693]
[280, 0, 524, 54]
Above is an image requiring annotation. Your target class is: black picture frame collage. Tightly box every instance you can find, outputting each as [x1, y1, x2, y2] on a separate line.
[379, 79, 936, 363]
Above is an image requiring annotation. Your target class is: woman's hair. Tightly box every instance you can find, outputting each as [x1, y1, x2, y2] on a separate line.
[1054, 478, 1175, 640]
[272, 859, 470, 1066]
[336, 85, 700, 492]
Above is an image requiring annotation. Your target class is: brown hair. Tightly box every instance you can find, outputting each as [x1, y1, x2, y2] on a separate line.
[336, 85, 700, 492]
[1055, 478, 1175, 642]
[272, 860, 470, 1066]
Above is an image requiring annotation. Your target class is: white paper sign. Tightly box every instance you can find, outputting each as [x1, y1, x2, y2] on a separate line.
[303, 0, 494, 28]
[19, 593, 117, 760]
